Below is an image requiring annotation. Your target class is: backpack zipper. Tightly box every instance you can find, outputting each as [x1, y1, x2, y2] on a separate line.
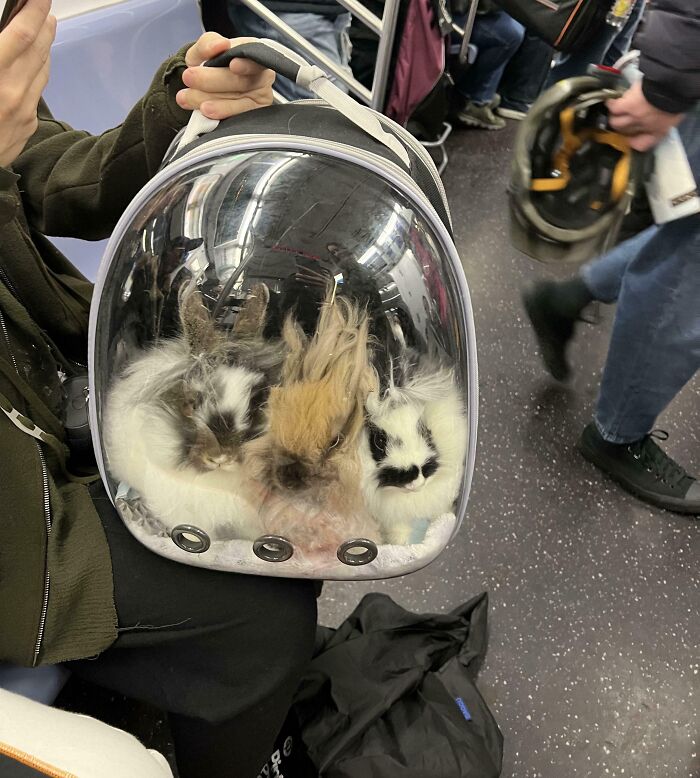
[176, 133, 450, 235]
[0, 299, 52, 666]
[0, 741, 76, 778]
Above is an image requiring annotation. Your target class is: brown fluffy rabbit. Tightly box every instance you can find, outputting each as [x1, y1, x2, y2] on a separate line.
[242, 289, 381, 553]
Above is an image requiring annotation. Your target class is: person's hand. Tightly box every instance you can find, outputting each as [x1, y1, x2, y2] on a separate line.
[0, 0, 56, 168]
[606, 80, 684, 152]
[177, 33, 275, 120]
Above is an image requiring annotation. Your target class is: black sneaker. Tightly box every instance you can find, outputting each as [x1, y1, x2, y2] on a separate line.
[523, 281, 580, 381]
[578, 423, 700, 515]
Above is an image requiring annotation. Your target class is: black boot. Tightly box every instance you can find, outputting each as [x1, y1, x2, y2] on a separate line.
[522, 277, 593, 381]
[578, 423, 700, 515]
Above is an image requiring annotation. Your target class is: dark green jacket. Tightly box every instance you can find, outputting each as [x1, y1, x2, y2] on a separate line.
[0, 48, 191, 666]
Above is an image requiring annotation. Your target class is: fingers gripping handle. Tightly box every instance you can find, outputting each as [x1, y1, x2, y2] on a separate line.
[176, 38, 411, 169]
[207, 39, 308, 84]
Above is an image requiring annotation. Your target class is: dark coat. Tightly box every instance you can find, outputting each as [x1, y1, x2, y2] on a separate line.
[0, 49, 191, 666]
[638, 0, 700, 113]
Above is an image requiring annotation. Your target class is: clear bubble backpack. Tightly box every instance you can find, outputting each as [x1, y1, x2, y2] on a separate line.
[88, 40, 478, 579]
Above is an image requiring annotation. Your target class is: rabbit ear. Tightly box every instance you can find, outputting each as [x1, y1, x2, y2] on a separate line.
[179, 289, 222, 356]
[233, 283, 271, 338]
[280, 313, 308, 383]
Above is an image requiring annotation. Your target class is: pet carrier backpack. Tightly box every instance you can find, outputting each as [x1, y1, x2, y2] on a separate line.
[88, 40, 478, 580]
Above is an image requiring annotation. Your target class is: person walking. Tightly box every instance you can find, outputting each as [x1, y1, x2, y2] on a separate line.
[523, 0, 700, 515]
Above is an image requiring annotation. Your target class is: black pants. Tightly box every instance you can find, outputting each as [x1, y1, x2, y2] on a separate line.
[68, 484, 318, 778]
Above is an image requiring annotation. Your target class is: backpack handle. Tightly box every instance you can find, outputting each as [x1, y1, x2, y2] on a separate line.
[176, 38, 411, 168]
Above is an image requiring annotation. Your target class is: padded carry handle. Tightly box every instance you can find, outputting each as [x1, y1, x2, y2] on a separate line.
[206, 39, 306, 84]
[176, 38, 411, 168]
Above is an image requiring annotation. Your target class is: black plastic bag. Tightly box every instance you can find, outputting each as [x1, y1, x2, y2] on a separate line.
[293, 592, 502, 777]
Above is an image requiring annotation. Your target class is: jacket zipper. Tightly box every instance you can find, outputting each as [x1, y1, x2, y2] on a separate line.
[0, 298, 53, 666]
[0, 266, 18, 298]
[0, 305, 19, 374]
[33, 443, 52, 665]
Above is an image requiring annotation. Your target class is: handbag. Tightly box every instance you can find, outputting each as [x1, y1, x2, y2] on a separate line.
[493, 0, 611, 52]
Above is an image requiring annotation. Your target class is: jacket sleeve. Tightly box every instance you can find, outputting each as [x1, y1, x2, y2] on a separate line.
[637, 0, 700, 114]
[11, 46, 192, 240]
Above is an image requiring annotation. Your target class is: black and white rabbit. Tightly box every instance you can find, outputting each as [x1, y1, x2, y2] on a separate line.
[104, 284, 283, 541]
[360, 348, 468, 545]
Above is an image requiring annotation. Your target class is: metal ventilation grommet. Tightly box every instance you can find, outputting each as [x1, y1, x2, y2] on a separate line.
[253, 535, 294, 562]
[171, 525, 211, 553]
[337, 539, 378, 566]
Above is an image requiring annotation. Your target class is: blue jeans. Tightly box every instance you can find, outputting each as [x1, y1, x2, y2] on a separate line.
[454, 11, 525, 105]
[497, 32, 553, 113]
[227, 5, 352, 101]
[546, 0, 645, 86]
[581, 110, 700, 443]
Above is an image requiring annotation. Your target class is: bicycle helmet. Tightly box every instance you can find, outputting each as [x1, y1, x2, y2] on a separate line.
[509, 70, 641, 263]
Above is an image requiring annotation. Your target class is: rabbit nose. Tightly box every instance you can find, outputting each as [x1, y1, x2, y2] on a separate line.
[277, 459, 308, 489]
[204, 453, 230, 468]
[405, 474, 425, 492]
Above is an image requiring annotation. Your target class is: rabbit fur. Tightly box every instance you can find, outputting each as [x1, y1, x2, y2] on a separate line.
[104, 285, 283, 541]
[242, 289, 381, 552]
[360, 353, 468, 545]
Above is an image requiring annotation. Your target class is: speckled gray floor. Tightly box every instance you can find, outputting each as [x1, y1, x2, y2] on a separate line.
[317, 122, 700, 778]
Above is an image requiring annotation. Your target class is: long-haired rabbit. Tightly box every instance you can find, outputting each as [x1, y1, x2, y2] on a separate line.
[104, 285, 283, 541]
[242, 288, 381, 553]
[360, 350, 468, 545]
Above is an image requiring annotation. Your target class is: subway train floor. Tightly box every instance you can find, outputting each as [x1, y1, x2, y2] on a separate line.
[318, 122, 700, 777]
[56, 123, 699, 778]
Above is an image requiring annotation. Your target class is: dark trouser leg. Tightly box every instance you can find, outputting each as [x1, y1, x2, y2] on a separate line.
[454, 11, 525, 104]
[69, 484, 318, 778]
[498, 33, 553, 112]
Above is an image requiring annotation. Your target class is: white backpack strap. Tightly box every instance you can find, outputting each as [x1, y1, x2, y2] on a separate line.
[175, 38, 411, 168]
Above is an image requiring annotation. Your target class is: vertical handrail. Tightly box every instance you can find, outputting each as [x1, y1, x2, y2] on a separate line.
[238, 0, 372, 103]
[231, 0, 404, 113]
[368, 0, 401, 110]
[450, 0, 478, 64]
[459, 0, 479, 64]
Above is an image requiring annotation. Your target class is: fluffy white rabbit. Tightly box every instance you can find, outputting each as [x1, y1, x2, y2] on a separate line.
[103, 285, 282, 542]
[360, 360, 468, 545]
[104, 341, 269, 541]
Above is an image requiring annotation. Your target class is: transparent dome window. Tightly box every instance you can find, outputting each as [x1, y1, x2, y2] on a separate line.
[91, 149, 475, 578]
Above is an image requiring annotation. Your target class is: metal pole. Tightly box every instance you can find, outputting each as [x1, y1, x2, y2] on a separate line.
[459, 0, 479, 64]
[239, 0, 373, 104]
[370, 0, 401, 111]
[335, 0, 382, 35]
